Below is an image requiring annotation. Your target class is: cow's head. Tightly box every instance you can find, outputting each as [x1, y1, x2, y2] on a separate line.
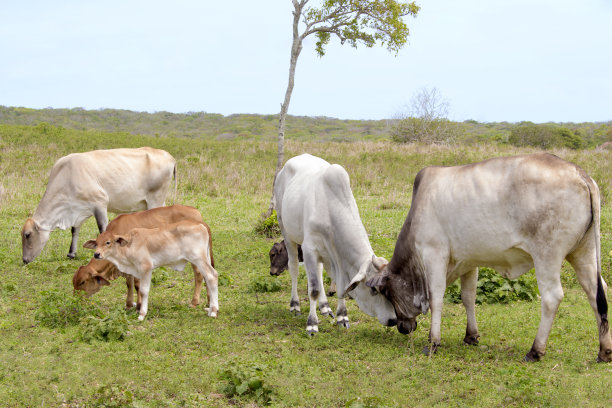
[83, 230, 129, 261]
[269, 241, 289, 276]
[365, 263, 425, 335]
[72, 264, 111, 296]
[21, 218, 51, 264]
[342, 255, 397, 327]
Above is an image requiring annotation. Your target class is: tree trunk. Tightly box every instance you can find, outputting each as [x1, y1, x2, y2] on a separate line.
[265, 2, 303, 218]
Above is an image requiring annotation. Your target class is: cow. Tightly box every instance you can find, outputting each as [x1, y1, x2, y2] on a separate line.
[21, 147, 176, 264]
[274, 153, 396, 335]
[84, 220, 219, 321]
[73, 205, 212, 310]
[269, 240, 336, 296]
[365, 153, 611, 362]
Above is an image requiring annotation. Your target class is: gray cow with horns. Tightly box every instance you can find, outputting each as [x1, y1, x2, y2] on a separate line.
[365, 153, 611, 362]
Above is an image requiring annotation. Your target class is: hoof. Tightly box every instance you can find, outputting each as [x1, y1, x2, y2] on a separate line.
[137, 315, 146, 322]
[597, 348, 612, 363]
[463, 334, 480, 346]
[67, 253, 76, 259]
[320, 306, 334, 318]
[524, 350, 543, 362]
[125, 302, 137, 310]
[336, 316, 350, 329]
[423, 343, 439, 356]
[306, 325, 318, 336]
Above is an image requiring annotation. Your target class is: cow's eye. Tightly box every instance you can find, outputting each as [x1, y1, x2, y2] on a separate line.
[24, 233, 31, 239]
[79, 281, 84, 286]
[105, 241, 111, 245]
[369, 287, 378, 296]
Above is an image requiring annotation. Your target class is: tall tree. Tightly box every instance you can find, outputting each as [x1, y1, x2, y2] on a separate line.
[267, 0, 420, 217]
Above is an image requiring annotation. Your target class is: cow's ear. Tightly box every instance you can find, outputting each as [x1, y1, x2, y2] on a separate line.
[366, 273, 387, 289]
[342, 266, 368, 298]
[83, 240, 97, 249]
[116, 237, 129, 247]
[94, 275, 111, 287]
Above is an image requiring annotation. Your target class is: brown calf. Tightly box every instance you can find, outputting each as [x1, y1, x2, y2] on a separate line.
[73, 205, 213, 309]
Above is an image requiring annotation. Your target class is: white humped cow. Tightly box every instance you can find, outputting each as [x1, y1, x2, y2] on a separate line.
[274, 153, 396, 335]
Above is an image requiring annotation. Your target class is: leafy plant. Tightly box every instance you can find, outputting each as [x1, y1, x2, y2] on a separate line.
[35, 290, 103, 328]
[248, 276, 282, 293]
[89, 384, 135, 408]
[80, 306, 130, 343]
[445, 267, 539, 304]
[219, 363, 274, 405]
[254, 210, 281, 238]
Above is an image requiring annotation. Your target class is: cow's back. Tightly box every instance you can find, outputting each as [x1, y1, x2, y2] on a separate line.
[107, 205, 202, 235]
[410, 153, 595, 272]
[44, 147, 175, 214]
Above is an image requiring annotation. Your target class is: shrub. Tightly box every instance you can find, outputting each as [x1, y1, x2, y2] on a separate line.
[219, 363, 274, 405]
[248, 276, 282, 293]
[445, 267, 539, 304]
[254, 210, 281, 238]
[35, 290, 103, 329]
[80, 306, 130, 343]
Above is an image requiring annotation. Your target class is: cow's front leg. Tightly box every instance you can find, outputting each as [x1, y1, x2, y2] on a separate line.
[137, 270, 152, 321]
[335, 298, 349, 329]
[316, 262, 334, 318]
[286, 241, 301, 314]
[424, 261, 446, 356]
[68, 224, 84, 259]
[303, 251, 321, 336]
[461, 268, 480, 345]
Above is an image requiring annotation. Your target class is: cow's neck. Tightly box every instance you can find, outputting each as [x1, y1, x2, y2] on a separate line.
[33, 190, 86, 231]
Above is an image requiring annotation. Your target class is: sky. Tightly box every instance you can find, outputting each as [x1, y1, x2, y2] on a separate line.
[1, 0, 611, 123]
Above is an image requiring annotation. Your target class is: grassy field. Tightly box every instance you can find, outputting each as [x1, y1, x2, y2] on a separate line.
[0, 124, 611, 407]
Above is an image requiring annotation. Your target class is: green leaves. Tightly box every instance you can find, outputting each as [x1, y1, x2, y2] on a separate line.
[302, 0, 420, 56]
[445, 267, 539, 305]
[219, 363, 274, 405]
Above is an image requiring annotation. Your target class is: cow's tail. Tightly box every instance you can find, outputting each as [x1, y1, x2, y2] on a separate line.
[586, 175, 608, 334]
[172, 162, 178, 205]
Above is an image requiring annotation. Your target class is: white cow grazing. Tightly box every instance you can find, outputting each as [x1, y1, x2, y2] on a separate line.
[84, 220, 219, 321]
[274, 153, 396, 335]
[366, 153, 611, 362]
[21, 147, 176, 264]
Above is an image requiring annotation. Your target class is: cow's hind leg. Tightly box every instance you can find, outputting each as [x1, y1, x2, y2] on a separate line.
[125, 275, 136, 309]
[567, 248, 612, 363]
[525, 257, 564, 362]
[189, 263, 205, 308]
[461, 268, 480, 345]
[194, 259, 218, 317]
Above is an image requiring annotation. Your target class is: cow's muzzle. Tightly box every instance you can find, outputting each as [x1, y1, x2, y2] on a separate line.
[269, 267, 284, 276]
[397, 319, 417, 335]
[94, 252, 101, 259]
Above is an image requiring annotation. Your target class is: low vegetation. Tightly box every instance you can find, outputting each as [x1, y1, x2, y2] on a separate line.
[0, 117, 610, 406]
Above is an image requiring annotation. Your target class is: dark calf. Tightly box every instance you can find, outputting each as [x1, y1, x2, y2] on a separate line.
[269, 240, 337, 296]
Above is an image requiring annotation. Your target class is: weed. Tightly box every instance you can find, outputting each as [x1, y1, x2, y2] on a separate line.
[219, 362, 274, 405]
[35, 290, 103, 329]
[89, 384, 135, 408]
[445, 267, 539, 304]
[248, 276, 282, 293]
[254, 210, 281, 238]
[80, 306, 130, 343]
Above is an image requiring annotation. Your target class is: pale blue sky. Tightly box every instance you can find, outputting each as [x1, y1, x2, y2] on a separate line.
[1, 0, 611, 122]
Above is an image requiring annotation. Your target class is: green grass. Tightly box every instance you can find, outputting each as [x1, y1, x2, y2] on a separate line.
[0, 124, 610, 407]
